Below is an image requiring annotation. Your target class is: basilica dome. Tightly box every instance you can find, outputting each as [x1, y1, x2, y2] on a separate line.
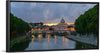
[56, 17, 68, 30]
[60, 18, 65, 23]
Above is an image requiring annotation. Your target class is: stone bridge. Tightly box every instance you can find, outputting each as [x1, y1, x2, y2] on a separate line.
[31, 30, 71, 35]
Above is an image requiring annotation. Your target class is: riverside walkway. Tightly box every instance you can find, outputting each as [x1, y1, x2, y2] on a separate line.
[66, 35, 97, 46]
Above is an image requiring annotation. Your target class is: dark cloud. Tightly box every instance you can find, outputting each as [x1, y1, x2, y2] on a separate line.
[11, 2, 96, 24]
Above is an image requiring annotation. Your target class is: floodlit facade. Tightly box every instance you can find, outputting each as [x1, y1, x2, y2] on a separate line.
[56, 18, 68, 31]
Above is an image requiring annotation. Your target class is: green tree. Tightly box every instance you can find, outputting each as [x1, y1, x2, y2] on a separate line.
[10, 13, 31, 35]
[75, 5, 98, 36]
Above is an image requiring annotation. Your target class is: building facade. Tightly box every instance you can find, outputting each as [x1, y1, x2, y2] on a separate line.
[56, 18, 68, 31]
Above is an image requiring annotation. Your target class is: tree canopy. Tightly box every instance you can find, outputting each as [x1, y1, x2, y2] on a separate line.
[75, 5, 98, 36]
[10, 13, 31, 35]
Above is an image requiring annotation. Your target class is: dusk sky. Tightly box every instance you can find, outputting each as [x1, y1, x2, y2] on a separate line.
[10, 2, 96, 25]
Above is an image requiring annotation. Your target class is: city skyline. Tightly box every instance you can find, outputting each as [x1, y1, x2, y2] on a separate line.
[11, 2, 96, 25]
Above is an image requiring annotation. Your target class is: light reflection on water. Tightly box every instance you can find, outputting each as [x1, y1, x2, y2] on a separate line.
[54, 35, 57, 44]
[31, 38, 34, 42]
[25, 34, 76, 50]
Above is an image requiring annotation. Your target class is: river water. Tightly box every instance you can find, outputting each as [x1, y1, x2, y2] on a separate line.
[11, 34, 98, 51]
[25, 34, 76, 50]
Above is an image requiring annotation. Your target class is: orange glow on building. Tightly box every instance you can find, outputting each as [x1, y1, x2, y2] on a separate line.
[37, 28, 41, 30]
[37, 28, 43, 31]
[46, 27, 49, 31]
[62, 28, 69, 30]
[70, 27, 75, 31]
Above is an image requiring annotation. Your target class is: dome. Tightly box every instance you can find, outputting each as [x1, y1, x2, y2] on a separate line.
[60, 18, 65, 23]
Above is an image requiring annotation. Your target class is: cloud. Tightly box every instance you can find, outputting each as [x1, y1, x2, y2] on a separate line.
[30, 3, 37, 8]
[44, 9, 49, 19]
[11, 2, 97, 24]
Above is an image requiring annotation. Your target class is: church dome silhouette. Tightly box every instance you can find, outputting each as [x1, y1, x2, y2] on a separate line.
[60, 18, 65, 23]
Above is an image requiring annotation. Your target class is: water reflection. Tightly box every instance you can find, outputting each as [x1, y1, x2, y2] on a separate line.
[11, 34, 98, 51]
[62, 43, 69, 47]
[55, 39, 56, 44]
[31, 38, 34, 42]
[65, 38, 68, 42]
[25, 34, 76, 50]
[39, 38, 41, 42]
[62, 36, 69, 47]
[62, 36, 64, 42]
[54, 35, 57, 39]
[47, 34, 50, 43]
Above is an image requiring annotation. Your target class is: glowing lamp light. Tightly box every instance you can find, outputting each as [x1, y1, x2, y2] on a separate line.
[38, 35, 42, 38]
[38, 35, 41, 38]
[32, 35, 35, 38]
[71, 27, 75, 31]
[31, 31, 33, 33]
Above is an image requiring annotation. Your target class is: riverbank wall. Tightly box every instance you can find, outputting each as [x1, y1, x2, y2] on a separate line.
[10, 31, 32, 48]
[66, 35, 98, 46]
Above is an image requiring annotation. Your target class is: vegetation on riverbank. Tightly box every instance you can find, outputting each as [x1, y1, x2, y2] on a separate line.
[75, 5, 98, 36]
[75, 41, 98, 49]
[10, 13, 31, 38]
[10, 13, 32, 50]
[10, 35, 27, 48]
[10, 39, 30, 51]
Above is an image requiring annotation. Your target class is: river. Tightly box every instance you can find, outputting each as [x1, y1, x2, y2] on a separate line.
[11, 34, 97, 51]
[25, 34, 76, 50]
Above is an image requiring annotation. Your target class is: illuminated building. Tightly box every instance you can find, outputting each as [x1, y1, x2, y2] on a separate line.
[56, 18, 68, 31]
[51, 17, 75, 31]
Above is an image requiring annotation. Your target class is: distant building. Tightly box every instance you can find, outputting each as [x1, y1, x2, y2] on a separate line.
[56, 18, 68, 31]
[29, 22, 43, 27]
[30, 18, 75, 32]
[52, 17, 75, 31]
[29, 22, 43, 31]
